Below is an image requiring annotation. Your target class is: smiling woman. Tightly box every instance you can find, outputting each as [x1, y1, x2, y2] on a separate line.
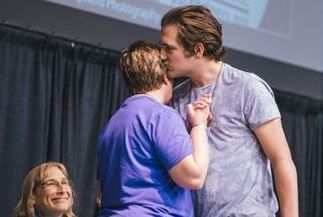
[13, 162, 76, 217]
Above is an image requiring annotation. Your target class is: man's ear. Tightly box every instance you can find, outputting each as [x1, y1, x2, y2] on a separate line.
[194, 43, 205, 58]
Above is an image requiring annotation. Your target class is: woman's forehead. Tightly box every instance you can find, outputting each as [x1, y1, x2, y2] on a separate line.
[42, 166, 65, 179]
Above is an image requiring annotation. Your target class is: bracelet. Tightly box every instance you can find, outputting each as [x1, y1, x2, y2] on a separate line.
[191, 124, 207, 130]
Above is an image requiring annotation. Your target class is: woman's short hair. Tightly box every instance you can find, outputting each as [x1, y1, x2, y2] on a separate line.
[120, 40, 166, 95]
[161, 5, 225, 60]
[14, 162, 75, 217]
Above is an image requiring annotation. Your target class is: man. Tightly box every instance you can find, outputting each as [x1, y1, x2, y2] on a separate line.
[96, 40, 211, 217]
[160, 5, 298, 217]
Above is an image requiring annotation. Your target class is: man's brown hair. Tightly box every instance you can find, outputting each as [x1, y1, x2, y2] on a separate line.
[161, 5, 225, 60]
[120, 40, 166, 95]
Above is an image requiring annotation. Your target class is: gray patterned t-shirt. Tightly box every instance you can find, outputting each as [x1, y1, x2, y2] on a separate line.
[171, 63, 280, 217]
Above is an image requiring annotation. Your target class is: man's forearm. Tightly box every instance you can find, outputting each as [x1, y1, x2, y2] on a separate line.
[273, 159, 298, 217]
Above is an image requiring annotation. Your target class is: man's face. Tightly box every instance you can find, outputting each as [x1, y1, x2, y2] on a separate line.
[160, 24, 193, 78]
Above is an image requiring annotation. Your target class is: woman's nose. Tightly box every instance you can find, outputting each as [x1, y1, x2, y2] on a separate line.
[56, 184, 65, 191]
[55, 182, 69, 191]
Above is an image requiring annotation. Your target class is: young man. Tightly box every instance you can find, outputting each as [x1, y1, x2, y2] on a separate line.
[96, 41, 211, 217]
[160, 5, 298, 217]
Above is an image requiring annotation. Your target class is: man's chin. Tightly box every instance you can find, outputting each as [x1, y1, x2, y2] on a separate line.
[167, 70, 179, 79]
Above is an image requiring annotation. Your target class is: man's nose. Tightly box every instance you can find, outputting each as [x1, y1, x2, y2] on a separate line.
[160, 49, 167, 61]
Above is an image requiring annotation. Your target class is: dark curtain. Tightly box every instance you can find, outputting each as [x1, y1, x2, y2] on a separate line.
[0, 24, 128, 217]
[275, 91, 323, 217]
[1, 24, 323, 217]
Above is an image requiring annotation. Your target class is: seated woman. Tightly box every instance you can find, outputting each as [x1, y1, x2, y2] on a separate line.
[14, 162, 75, 217]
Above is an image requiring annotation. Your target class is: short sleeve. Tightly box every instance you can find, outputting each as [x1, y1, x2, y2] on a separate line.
[152, 108, 193, 171]
[243, 76, 281, 129]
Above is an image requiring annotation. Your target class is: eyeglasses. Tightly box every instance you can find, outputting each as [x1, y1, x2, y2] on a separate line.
[41, 178, 71, 189]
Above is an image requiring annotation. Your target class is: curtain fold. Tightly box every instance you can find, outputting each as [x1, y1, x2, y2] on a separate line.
[0, 24, 128, 217]
[0, 24, 322, 217]
[275, 91, 323, 217]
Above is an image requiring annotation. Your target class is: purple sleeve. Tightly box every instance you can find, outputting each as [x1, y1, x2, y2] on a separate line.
[152, 108, 193, 171]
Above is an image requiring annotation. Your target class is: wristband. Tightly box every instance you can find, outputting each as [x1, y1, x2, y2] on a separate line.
[191, 124, 207, 130]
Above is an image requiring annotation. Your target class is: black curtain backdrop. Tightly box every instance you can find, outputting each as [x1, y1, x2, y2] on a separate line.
[0, 24, 322, 217]
[275, 91, 323, 217]
[0, 24, 128, 217]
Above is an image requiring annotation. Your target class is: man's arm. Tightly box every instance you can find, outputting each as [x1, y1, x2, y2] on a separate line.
[253, 118, 298, 217]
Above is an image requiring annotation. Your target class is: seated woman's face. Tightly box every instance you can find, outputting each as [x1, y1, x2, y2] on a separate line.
[35, 166, 73, 217]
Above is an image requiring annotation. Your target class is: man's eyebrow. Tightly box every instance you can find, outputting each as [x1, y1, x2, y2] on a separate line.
[159, 41, 167, 46]
[160, 43, 175, 48]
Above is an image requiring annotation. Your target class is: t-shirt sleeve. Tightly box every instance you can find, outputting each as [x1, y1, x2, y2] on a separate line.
[243, 76, 281, 129]
[152, 108, 193, 171]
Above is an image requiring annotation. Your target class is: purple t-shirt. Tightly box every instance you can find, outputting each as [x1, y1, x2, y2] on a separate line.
[171, 63, 280, 217]
[97, 95, 193, 217]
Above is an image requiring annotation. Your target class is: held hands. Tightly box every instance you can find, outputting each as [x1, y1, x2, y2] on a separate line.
[187, 94, 213, 130]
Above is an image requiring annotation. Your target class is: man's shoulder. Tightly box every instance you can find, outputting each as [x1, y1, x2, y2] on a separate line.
[221, 64, 256, 84]
[221, 64, 273, 93]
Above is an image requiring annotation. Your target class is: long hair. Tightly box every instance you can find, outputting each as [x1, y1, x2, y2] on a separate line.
[161, 5, 225, 60]
[13, 162, 76, 217]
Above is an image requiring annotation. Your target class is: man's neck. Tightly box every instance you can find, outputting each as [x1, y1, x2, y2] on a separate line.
[190, 61, 223, 87]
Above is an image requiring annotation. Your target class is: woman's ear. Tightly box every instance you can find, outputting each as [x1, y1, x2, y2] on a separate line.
[31, 185, 41, 204]
[162, 73, 169, 84]
[27, 191, 37, 215]
[30, 191, 37, 204]
[194, 43, 205, 58]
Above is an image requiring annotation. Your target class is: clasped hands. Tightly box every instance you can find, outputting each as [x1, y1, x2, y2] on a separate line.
[187, 94, 213, 130]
